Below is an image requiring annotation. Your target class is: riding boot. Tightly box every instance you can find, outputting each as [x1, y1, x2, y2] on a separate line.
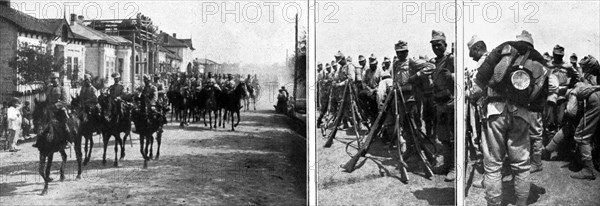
[530, 153, 543, 173]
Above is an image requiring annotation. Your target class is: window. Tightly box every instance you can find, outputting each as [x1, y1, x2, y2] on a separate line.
[66, 57, 72, 80]
[118, 58, 124, 74]
[73, 57, 79, 80]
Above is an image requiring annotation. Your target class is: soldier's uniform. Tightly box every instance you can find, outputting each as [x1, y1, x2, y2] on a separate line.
[138, 75, 158, 113]
[79, 74, 99, 109]
[45, 73, 68, 121]
[107, 73, 125, 117]
[544, 45, 580, 156]
[317, 64, 334, 125]
[336, 52, 355, 128]
[355, 55, 367, 91]
[224, 75, 236, 93]
[471, 31, 546, 206]
[359, 60, 382, 121]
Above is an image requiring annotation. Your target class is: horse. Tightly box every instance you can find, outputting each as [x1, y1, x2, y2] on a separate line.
[223, 82, 249, 131]
[131, 95, 166, 168]
[32, 99, 82, 195]
[199, 86, 222, 129]
[243, 83, 258, 111]
[70, 95, 103, 166]
[98, 93, 133, 167]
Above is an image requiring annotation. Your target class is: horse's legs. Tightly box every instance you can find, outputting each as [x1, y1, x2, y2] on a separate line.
[102, 133, 109, 166]
[231, 111, 235, 131]
[203, 110, 207, 127]
[235, 110, 241, 127]
[120, 132, 129, 160]
[113, 133, 122, 167]
[39, 153, 48, 195]
[83, 137, 89, 165]
[75, 137, 83, 179]
[139, 134, 148, 169]
[156, 130, 162, 160]
[59, 149, 67, 181]
[148, 134, 154, 159]
[253, 97, 256, 110]
[209, 111, 213, 129]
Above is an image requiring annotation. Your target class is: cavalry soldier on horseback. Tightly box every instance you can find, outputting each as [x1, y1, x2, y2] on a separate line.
[154, 75, 167, 105]
[33, 72, 71, 148]
[79, 74, 101, 118]
[137, 75, 159, 114]
[107, 72, 126, 119]
[224, 74, 236, 93]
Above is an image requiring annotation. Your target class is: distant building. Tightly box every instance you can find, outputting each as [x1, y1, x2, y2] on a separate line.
[196, 58, 221, 74]
[157, 45, 182, 74]
[68, 14, 135, 89]
[0, 3, 86, 101]
[158, 32, 195, 73]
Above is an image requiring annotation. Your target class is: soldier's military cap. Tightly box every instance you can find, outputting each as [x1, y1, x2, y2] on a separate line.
[516, 30, 533, 46]
[553, 45, 565, 55]
[143, 74, 151, 81]
[335, 51, 344, 63]
[50, 72, 60, 78]
[358, 55, 366, 62]
[346, 56, 353, 62]
[84, 74, 91, 80]
[318, 62, 323, 66]
[369, 54, 377, 64]
[570, 53, 578, 60]
[430, 30, 446, 43]
[395, 40, 408, 51]
[467, 35, 483, 49]
[383, 57, 391, 63]
[111, 72, 121, 78]
[325, 63, 331, 69]
[579, 55, 599, 68]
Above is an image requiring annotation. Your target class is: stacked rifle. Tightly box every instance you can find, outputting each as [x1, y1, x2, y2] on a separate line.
[320, 80, 437, 183]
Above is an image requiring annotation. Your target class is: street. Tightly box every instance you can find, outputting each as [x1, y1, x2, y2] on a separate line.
[0, 101, 306, 205]
[317, 128, 455, 205]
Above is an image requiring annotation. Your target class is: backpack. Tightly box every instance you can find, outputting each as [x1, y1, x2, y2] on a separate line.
[489, 44, 549, 107]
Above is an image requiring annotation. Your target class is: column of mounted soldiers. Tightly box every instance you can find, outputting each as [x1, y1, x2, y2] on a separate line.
[317, 30, 456, 182]
[465, 30, 599, 206]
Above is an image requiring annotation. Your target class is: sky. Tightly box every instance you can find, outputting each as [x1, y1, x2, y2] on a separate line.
[316, 0, 457, 65]
[10, 0, 308, 65]
[463, 1, 600, 68]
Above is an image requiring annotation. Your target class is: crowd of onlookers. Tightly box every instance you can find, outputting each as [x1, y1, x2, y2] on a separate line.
[1, 97, 33, 152]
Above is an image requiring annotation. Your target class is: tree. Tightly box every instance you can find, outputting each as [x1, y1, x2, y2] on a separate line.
[8, 47, 64, 85]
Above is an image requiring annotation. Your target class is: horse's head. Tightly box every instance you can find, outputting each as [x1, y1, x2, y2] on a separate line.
[70, 94, 82, 111]
[32, 98, 49, 133]
[236, 82, 249, 98]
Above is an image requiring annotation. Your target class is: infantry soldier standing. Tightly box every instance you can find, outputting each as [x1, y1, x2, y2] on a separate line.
[382, 57, 391, 71]
[317, 62, 323, 109]
[358, 54, 383, 122]
[429, 30, 455, 181]
[355, 55, 367, 91]
[334, 51, 355, 129]
[317, 63, 334, 126]
[470, 30, 549, 206]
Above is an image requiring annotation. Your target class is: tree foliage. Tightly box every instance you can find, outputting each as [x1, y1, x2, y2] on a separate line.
[8, 47, 64, 85]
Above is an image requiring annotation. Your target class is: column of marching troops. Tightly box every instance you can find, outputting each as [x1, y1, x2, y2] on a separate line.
[5, 70, 260, 149]
[465, 30, 599, 206]
[317, 30, 457, 181]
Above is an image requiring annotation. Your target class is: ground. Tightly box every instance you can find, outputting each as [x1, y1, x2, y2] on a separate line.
[0, 101, 306, 205]
[464, 152, 600, 206]
[316, 125, 455, 206]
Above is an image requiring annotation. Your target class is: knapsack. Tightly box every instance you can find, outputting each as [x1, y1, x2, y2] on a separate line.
[489, 44, 549, 107]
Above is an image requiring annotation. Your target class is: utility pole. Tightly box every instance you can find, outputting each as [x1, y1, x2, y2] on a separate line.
[293, 13, 298, 106]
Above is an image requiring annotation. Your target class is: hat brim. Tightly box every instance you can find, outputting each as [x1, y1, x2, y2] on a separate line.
[430, 38, 446, 43]
[553, 51, 565, 55]
[395, 48, 408, 51]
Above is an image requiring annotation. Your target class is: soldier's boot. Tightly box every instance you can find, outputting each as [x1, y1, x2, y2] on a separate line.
[530, 153, 543, 173]
[444, 166, 456, 182]
[571, 160, 597, 180]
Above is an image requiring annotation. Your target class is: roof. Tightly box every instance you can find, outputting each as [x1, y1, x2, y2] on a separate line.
[158, 32, 189, 48]
[178, 39, 195, 50]
[70, 21, 133, 46]
[0, 6, 58, 35]
[196, 58, 219, 65]
[159, 46, 182, 61]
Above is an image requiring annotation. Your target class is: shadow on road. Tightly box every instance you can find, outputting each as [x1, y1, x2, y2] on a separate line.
[413, 187, 455, 205]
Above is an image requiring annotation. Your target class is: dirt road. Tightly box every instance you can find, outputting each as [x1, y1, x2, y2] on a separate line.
[317, 128, 455, 205]
[0, 103, 306, 205]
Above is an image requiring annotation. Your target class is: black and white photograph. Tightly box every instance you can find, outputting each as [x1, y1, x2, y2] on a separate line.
[315, 1, 456, 205]
[0, 0, 307, 205]
[464, 1, 600, 205]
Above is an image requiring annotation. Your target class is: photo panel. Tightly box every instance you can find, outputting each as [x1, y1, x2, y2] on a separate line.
[0, 0, 308, 205]
[463, 1, 600, 205]
[315, 1, 458, 205]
